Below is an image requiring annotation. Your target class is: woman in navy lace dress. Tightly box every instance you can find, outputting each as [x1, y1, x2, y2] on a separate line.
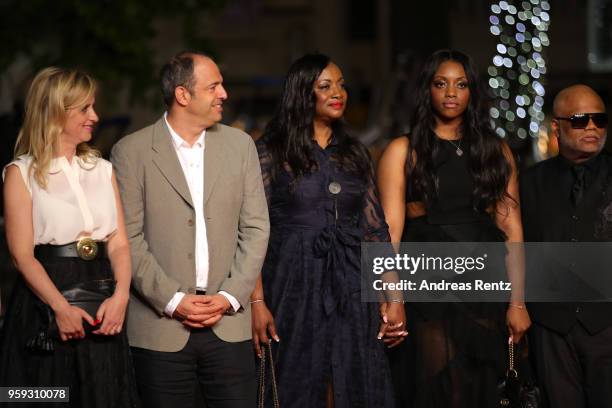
[249, 54, 405, 408]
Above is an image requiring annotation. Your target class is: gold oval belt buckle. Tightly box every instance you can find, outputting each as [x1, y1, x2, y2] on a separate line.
[76, 237, 98, 261]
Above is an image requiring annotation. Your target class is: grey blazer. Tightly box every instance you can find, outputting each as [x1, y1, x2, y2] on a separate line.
[111, 117, 269, 352]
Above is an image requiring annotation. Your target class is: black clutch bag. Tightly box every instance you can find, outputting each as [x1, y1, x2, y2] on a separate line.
[498, 338, 541, 408]
[27, 279, 115, 352]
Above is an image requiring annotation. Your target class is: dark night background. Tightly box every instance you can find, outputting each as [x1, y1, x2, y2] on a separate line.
[1, 0, 612, 317]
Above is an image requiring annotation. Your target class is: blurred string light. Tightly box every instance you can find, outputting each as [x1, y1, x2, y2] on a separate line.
[488, 0, 550, 140]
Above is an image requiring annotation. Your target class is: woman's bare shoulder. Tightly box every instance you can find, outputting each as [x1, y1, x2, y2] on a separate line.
[380, 136, 410, 162]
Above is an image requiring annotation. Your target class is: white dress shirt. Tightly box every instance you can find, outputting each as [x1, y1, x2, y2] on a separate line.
[162, 114, 240, 316]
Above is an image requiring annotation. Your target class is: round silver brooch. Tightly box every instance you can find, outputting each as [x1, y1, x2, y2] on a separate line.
[328, 181, 342, 195]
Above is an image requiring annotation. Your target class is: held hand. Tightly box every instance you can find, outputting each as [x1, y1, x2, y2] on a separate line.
[54, 303, 95, 342]
[174, 294, 226, 328]
[189, 294, 231, 320]
[251, 301, 279, 358]
[378, 302, 408, 348]
[182, 313, 224, 329]
[506, 304, 531, 343]
[188, 294, 231, 328]
[93, 291, 129, 336]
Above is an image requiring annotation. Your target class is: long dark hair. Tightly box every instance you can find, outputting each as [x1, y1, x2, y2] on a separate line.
[263, 53, 371, 181]
[407, 49, 511, 212]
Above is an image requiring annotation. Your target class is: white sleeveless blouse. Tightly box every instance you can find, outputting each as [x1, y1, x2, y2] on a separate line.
[3, 155, 118, 245]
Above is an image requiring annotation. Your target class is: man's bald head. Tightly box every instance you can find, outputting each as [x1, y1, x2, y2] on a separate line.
[553, 84, 605, 118]
[552, 84, 607, 163]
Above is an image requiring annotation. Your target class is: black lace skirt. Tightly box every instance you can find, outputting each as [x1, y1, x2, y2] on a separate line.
[0, 257, 140, 408]
[388, 216, 508, 408]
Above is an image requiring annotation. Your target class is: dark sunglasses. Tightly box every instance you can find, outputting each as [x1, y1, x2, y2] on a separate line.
[555, 112, 608, 129]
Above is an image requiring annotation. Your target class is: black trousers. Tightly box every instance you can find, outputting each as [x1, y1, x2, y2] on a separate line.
[531, 322, 612, 408]
[131, 328, 256, 408]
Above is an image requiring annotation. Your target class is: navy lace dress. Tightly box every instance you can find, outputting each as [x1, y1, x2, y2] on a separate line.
[257, 137, 395, 408]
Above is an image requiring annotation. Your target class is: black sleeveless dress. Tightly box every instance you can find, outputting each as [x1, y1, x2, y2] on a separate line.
[388, 139, 508, 407]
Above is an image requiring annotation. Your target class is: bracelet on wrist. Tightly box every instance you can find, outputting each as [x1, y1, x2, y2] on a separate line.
[508, 303, 526, 309]
[249, 299, 264, 304]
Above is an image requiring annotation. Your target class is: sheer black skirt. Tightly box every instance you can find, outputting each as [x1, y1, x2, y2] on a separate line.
[0, 257, 140, 408]
[389, 216, 508, 408]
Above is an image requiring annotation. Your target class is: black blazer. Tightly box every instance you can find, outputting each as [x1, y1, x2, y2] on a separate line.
[520, 153, 612, 335]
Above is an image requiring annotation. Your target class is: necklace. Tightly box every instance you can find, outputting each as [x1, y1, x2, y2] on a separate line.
[445, 138, 463, 156]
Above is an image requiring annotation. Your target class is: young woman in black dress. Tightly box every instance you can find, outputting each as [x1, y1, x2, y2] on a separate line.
[377, 49, 531, 407]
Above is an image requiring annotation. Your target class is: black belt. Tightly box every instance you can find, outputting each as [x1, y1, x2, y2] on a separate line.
[35, 239, 107, 261]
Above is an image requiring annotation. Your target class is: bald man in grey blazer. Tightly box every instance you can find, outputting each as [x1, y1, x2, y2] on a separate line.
[111, 51, 269, 407]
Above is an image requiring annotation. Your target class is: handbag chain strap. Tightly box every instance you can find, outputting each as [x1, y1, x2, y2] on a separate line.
[507, 337, 518, 378]
[258, 342, 280, 408]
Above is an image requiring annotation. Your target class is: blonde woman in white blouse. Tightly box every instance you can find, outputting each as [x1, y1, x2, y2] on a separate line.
[0, 68, 139, 407]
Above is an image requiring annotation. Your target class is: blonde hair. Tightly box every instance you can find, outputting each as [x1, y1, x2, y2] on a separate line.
[14, 67, 99, 188]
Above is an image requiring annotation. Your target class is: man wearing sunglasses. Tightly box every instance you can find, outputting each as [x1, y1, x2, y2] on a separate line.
[521, 84, 612, 407]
